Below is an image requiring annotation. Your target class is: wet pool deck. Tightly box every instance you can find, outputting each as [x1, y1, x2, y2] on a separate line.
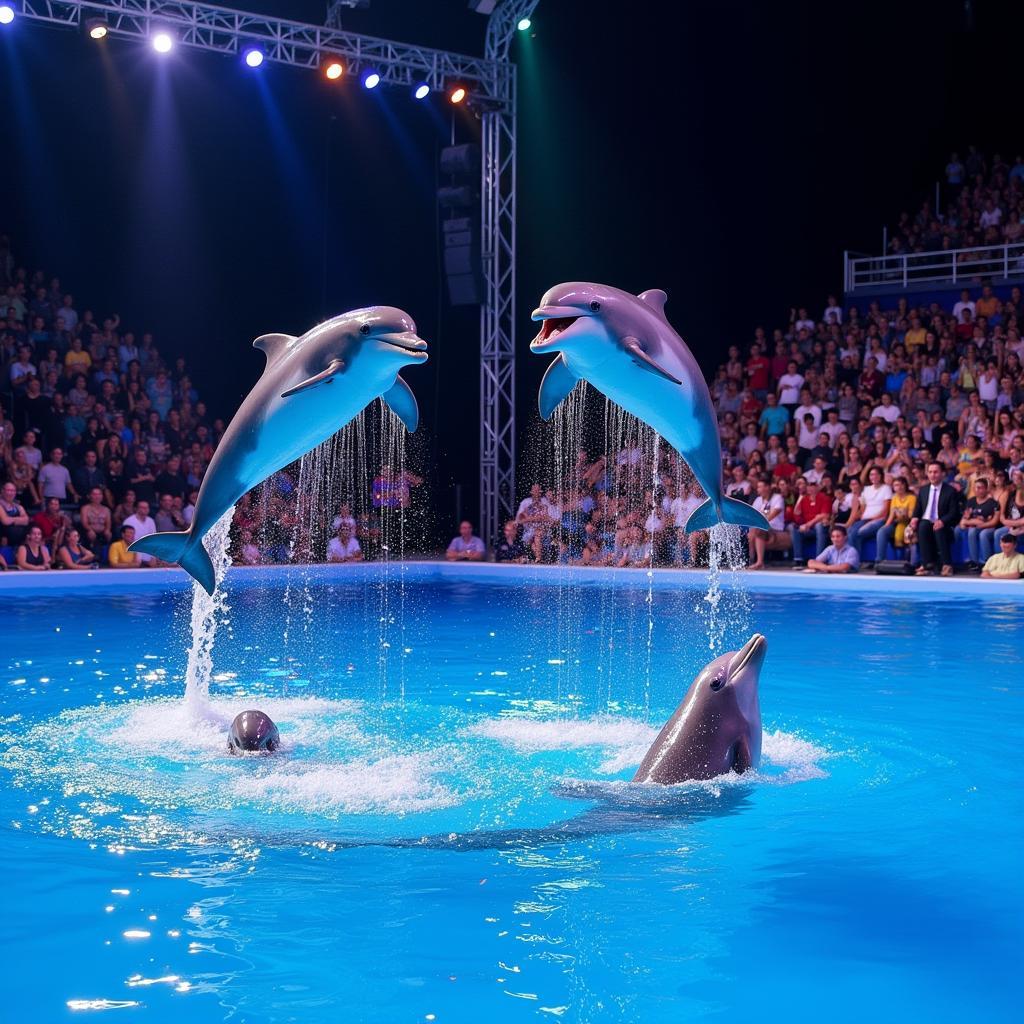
[1, 558, 1020, 598]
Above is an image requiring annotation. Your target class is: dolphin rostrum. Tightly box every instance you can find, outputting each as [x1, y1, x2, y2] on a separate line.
[633, 633, 766, 784]
[131, 306, 428, 593]
[530, 282, 769, 532]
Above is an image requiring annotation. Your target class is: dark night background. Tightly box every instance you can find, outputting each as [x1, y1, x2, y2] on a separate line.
[3, 0, 1023, 523]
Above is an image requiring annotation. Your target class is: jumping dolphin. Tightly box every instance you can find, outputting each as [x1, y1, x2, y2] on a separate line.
[228, 709, 280, 754]
[633, 633, 766, 783]
[130, 307, 428, 593]
[530, 282, 769, 532]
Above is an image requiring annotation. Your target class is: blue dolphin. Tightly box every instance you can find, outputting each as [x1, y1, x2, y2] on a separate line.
[131, 306, 428, 593]
[530, 282, 768, 532]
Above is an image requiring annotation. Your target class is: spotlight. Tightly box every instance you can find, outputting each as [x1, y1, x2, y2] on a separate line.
[323, 58, 344, 81]
[413, 83, 430, 100]
[517, 17, 531, 31]
[363, 70, 381, 89]
[86, 18, 109, 40]
[244, 48, 264, 68]
[0, 5, 15, 26]
[152, 31, 174, 54]
[449, 86, 467, 104]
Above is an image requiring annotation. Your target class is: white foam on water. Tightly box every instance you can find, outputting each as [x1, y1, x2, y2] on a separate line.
[231, 752, 459, 815]
[466, 716, 658, 756]
[469, 715, 831, 783]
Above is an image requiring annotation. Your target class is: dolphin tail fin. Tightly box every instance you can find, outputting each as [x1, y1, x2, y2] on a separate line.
[685, 497, 770, 532]
[130, 530, 217, 595]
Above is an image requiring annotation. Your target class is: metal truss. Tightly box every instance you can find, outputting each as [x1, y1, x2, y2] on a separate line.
[16, 0, 539, 544]
[16, 1, 507, 104]
[478, 0, 537, 545]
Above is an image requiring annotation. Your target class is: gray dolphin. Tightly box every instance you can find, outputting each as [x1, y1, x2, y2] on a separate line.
[633, 633, 766, 784]
[530, 282, 768, 532]
[228, 709, 280, 754]
[131, 306, 428, 593]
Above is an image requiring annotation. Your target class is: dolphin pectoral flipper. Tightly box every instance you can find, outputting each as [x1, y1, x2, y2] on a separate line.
[253, 333, 296, 364]
[538, 354, 579, 420]
[281, 358, 346, 399]
[623, 337, 683, 386]
[382, 374, 419, 432]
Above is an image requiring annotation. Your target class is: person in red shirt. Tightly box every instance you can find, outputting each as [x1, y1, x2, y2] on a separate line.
[787, 480, 832, 563]
[769, 339, 789, 386]
[858, 356, 885, 400]
[30, 497, 72, 553]
[745, 343, 771, 399]
[772, 453, 800, 483]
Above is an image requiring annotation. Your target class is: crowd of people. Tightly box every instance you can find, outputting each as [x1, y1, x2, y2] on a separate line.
[887, 148, 1024, 260]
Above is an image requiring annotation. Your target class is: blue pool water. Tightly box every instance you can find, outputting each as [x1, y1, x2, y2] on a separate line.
[1, 564, 1021, 1022]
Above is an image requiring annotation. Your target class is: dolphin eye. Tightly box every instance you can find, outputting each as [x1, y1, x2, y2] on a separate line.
[359, 324, 371, 335]
[589, 300, 601, 312]
[710, 676, 724, 691]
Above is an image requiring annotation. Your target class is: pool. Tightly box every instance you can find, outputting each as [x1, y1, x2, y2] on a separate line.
[1, 563, 1021, 1022]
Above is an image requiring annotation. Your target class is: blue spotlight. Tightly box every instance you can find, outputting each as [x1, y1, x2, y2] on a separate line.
[413, 83, 430, 100]
[244, 48, 265, 68]
[363, 70, 381, 89]
[152, 30, 174, 54]
[0, 5, 15, 25]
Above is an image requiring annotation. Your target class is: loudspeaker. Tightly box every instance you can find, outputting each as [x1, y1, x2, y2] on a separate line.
[875, 559, 914, 575]
[442, 216, 483, 305]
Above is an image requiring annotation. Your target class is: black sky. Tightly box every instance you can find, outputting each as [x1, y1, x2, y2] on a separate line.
[2, 0, 1023, 520]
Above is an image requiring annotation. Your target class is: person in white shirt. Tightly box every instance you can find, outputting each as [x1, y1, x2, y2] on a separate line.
[794, 394, 822, 430]
[327, 525, 363, 563]
[123, 501, 157, 564]
[979, 200, 1002, 229]
[952, 290, 975, 324]
[848, 466, 892, 559]
[822, 298, 843, 325]
[777, 363, 805, 408]
[820, 409, 845, 445]
[670, 484, 704, 565]
[872, 394, 901, 423]
[793, 308, 815, 333]
[747, 480, 790, 569]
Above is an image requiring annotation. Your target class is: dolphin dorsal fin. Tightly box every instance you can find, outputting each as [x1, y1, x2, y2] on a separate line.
[253, 333, 295, 366]
[638, 289, 669, 318]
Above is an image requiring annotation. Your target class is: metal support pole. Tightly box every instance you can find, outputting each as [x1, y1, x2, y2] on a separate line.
[478, 0, 538, 546]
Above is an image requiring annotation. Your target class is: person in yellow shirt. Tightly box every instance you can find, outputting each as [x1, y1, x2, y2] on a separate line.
[108, 524, 143, 567]
[981, 534, 1024, 579]
[903, 315, 927, 350]
[63, 337, 92, 375]
[875, 476, 917, 558]
[974, 285, 1002, 321]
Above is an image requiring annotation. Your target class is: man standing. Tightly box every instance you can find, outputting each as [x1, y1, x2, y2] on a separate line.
[906, 462, 962, 576]
[446, 520, 485, 561]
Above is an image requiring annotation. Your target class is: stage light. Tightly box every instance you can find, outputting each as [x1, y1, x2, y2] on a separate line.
[152, 31, 174, 54]
[363, 70, 381, 89]
[517, 17, 531, 31]
[86, 18, 109, 40]
[449, 86, 467, 104]
[244, 48, 264, 68]
[323, 59, 344, 80]
[413, 83, 430, 100]
[0, 6, 15, 26]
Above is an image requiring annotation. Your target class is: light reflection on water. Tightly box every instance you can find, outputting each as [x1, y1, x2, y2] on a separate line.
[0, 575, 1021, 1022]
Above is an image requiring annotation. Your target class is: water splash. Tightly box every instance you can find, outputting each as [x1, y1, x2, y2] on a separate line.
[699, 524, 751, 652]
[182, 507, 235, 722]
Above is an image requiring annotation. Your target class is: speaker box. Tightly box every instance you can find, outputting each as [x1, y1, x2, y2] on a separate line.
[875, 559, 914, 576]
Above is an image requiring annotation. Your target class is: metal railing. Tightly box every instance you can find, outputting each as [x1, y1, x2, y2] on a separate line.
[845, 241, 1024, 292]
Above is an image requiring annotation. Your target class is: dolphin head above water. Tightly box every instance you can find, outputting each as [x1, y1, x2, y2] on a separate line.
[632, 634, 766, 785]
[274, 306, 428, 399]
[530, 282, 671, 372]
[228, 709, 280, 755]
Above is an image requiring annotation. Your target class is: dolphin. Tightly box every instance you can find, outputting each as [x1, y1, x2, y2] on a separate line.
[633, 633, 766, 784]
[228, 709, 280, 754]
[130, 306, 428, 593]
[530, 282, 769, 532]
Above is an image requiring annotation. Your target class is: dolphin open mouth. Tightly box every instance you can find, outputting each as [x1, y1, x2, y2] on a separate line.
[530, 309, 583, 349]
